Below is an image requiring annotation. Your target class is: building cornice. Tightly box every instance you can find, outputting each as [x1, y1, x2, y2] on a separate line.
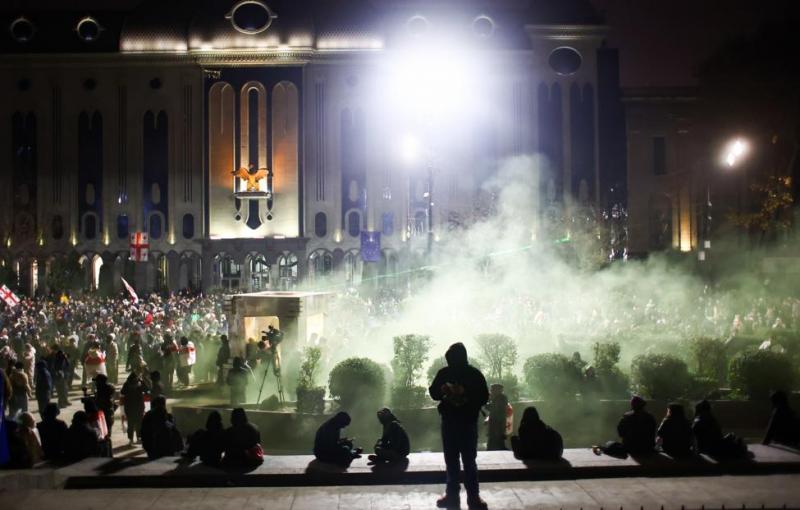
[525, 24, 608, 41]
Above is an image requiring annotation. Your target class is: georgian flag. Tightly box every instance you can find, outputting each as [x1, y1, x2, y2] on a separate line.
[121, 277, 139, 304]
[0, 285, 20, 309]
[129, 232, 150, 262]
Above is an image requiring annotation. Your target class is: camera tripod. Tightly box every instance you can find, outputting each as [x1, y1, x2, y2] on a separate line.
[256, 349, 285, 405]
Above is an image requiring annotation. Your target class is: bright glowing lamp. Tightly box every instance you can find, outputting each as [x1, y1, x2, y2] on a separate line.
[724, 138, 749, 167]
[399, 134, 421, 164]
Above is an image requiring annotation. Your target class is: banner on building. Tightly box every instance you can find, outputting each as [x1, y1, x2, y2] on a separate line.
[129, 232, 150, 262]
[360, 231, 381, 262]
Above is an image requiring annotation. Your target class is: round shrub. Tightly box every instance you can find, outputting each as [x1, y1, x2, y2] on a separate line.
[523, 353, 582, 400]
[689, 337, 728, 385]
[729, 349, 795, 400]
[328, 357, 386, 410]
[631, 353, 690, 400]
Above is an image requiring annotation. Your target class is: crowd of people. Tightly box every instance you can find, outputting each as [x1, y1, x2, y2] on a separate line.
[0, 290, 230, 467]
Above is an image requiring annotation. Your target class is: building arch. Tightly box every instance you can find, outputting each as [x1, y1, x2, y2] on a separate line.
[308, 248, 333, 282]
[276, 251, 298, 290]
[245, 251, 270, 291]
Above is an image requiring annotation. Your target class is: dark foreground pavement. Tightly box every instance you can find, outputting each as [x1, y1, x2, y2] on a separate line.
[4, 474, 800, 509]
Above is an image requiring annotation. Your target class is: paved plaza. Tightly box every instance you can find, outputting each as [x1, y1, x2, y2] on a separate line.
[4, 474, 800, 510]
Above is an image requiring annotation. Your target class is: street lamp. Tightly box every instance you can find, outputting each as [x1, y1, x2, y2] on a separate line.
[383, 43, 478, 256]
[723, 138, 749, 168]
[702, 136, 752, 261]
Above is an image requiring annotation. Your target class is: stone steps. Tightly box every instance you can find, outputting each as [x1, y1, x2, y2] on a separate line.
[3, 444, 796, 490]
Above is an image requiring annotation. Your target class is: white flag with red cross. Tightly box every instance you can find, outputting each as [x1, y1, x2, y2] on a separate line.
[0, 285, 20, 308]
[121, 277, 139, 304]
[129, 232, 149, 262]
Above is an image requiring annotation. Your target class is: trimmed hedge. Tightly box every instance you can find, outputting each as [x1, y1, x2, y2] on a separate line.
[631, 353, 691, 400]
[729, 349, 795, 400]
[329, 357, 386, 410]
[524, 353, 582, 400]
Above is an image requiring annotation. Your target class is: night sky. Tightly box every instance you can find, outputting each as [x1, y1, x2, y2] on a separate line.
[2, 0, 795, 89]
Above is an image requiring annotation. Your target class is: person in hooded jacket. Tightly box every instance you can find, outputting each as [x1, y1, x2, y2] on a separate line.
[429, 342, 489, 510]
[37, 403, 68, 462]
[763, 390, 800, 447]
[369, 407, 410, 463]
[510, 406, 563, 461]
[64, 411, 99, 463]
[313, 411, 362, 467]
[692, 400, 747, 458]
[223, 408, 262, 466]
[656, 403, 693, 458]
[33, 359, 53, 419]
[185, 410, 225, 466]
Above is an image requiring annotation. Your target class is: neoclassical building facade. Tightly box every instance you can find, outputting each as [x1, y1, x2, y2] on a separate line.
[0, 0, 624, 295]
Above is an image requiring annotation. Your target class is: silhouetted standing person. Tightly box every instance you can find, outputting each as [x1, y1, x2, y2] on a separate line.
[429, 342, 489, 510]
[763, 390, 800, 447]
[226, 357, 248, 405]
[485, 383, 508, 451]
[216, 335, 230, 386]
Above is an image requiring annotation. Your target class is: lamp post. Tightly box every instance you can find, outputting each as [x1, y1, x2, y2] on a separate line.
[703, 137, 750, 261]
[399, 133, 435, 254]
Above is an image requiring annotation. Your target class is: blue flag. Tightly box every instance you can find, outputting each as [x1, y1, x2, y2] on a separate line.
[360, 231, 381, 262]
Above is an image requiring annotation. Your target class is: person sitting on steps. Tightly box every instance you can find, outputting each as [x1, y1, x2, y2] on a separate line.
[313, 411, 362, 467]
[368, 408, 410, 464]
[511, 406, 563, 461]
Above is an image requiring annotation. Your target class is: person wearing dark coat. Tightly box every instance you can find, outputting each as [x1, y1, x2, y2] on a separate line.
[369, 408, 410, 463]
[51, 349, 71, 408]
[185, 410, 225, 466]
[140, 396, 183, 459]
[763, 390, 800, 447]
[313, 411, 362, 467]
[618, 395, 657, 455]
[657, 403, 693, 458]
[121, 372, 148, 445]
[485, 383, 509, 451]
[223, 408, 262, 466]
[37, 403, 68, 462]
[429, 342, 490, 510]
[93, 373, 116, 434]
[511, 406, 564, 461]
[149, 371, 164, 400]
[64, 411, 99, 463]
[216, 335, 230, 385]
[226, 357, 248, 405]
[692, 400, 747, 458]
[33, 359, 53, 419]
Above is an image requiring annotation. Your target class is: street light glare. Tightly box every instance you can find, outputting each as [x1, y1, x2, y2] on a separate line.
[400, 133, 421, 164]
[724, 138, 749, 167]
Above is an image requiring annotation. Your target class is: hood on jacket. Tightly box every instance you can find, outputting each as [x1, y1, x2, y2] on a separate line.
[445, 342, 468, 368]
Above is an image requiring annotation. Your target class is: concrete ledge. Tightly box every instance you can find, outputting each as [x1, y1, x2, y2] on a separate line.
[49, 444, 800, 489]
